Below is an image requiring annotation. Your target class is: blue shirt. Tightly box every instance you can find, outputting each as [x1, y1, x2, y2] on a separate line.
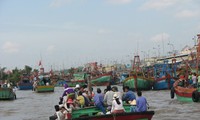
[93, 93, 104, 106]
[123, 90, 136, 101]
[136, 96, 147, 112]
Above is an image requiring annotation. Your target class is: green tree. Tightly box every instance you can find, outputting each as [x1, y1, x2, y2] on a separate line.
[24, 65, 32, 74]
[9, 67, 21, 85]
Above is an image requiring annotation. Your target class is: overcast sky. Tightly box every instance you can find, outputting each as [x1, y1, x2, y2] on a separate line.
[0, 0, 200, 71]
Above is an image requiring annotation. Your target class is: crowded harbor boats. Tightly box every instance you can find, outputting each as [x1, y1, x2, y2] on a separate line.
[0, 33, 200, 119]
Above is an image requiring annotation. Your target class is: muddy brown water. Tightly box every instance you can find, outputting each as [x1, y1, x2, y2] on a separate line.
[0, 86, 200, 120]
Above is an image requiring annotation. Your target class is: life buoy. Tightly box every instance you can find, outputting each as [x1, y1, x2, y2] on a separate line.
[192, 91, 199, 102]
[170, 87, 175, 99]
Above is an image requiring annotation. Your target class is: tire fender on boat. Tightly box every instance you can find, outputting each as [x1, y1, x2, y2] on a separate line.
[192, 91, 199, 102]
[170, 87, 175, 99]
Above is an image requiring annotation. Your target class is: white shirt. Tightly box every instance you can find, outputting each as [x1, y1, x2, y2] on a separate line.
[111, 99, 125, 112]
[104, 91, 115, 106]
[192, 75, 197, 84]
[56, 111, 64, 120]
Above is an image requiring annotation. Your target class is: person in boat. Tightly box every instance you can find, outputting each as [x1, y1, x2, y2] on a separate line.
[75, 91, 85, 108]
[82, 88, 91, 107]
[197, 74, 200, 88]
[104, 88, 107, 95]
[62, 84, 75, 98]
[122, 86, 136, 104]
[136, 91, 148, 112]
[112, 86, 122, 100]
[178, 75, 186, 87]
[104, 85, 115, 111]
[74, 84, 80, 98]
[60, 106, 68, 120]
[111, 93, 125, 114]
[192, 73, 197, 88]
[59, 84, 75, 105]
[94, 88, 106, 115]
[54, 105, 64, 120]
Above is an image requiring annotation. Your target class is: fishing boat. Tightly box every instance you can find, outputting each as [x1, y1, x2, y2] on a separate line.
[18, 74, 33, 90]
[153, 60, 178, 90]
[35, 85, 54, 93]
[124, 55, 153, 90]
[71, 105, 154, 120]
[90, 75, 111, 86]
[66, 73, 87, 87]
[0, 87, 16, 100]
[170, 76, 197, 102]
[34, 75, 54, 93]
[123, 74, 153, 91]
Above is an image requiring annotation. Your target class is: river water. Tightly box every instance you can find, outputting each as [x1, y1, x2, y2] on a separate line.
[0, 86, 200, 120]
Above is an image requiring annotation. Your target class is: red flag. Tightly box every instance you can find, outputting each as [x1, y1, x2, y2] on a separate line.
[39, 60, 42, 66]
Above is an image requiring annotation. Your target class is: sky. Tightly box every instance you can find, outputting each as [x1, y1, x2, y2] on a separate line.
[0, 0, 200, 71]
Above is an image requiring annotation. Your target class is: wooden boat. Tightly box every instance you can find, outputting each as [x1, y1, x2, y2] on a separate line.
[0, 87, 16, 100]
[153, 60, 177, 90]
[34, 75, 55, 92]
[123, 75, 153, 91]
[153, 77, 175, 90]
[90, 75, 111, 86]
[171, 78, 197, 102]
[71, 105, 154, 120]
[35, 85, 54, 93]
[63, 73, 87, 87]
[18, 75, 33, 90]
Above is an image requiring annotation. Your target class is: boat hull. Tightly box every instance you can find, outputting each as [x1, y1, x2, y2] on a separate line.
[123, 77, 153, 91]
[91, 76, 111, 86]
[153, 79, 174, 90]
[18, 83, 33, 90]
[174, 86, 196, 102]
[0, 88, 16, 100]
[35, 85, 54, 93]
[71, 105, 154, 120]
[73, 111, 154, 120]
[67, 80, 86, 87]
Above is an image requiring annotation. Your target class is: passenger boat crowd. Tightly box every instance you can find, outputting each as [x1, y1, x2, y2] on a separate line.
[51, 84, 149, 120]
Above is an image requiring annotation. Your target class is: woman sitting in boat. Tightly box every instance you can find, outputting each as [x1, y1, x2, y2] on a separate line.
[111, 93, 125, 114]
